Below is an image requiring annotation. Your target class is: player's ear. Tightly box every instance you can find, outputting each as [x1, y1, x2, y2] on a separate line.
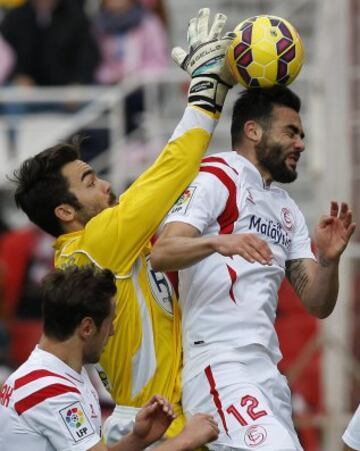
[244, 120, 263, 143]
[54, 203, 76, 224]
[79, 317, 96, 339]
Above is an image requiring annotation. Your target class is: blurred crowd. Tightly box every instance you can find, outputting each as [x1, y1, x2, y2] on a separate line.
[0, 0, 171, 157]
[0, 0, 169, 88]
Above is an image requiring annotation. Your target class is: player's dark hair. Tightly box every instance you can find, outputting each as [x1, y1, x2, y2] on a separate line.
[41, 265, 116, 341]
[12, 137, 83, 237]
[231, 86, 301, 148]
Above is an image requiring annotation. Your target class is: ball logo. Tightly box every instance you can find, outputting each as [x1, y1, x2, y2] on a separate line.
[226, 15, 304, 88]
[280, 207, 295, 232]
[65, 406, 85, 429]
[244, 425, 267, 447]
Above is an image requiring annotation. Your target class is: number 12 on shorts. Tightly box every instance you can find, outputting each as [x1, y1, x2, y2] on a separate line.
[227, 395, 268, 426]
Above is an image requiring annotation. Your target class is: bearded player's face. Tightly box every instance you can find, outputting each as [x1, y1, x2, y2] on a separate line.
[61, 160, 117, 226]
[256, 106, 305, 184]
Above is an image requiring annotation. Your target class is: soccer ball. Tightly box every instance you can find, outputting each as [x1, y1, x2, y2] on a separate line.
[226, 15, 304, 88]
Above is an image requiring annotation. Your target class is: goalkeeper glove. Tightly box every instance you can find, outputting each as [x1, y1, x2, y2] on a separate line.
[172, 8, 236, 115]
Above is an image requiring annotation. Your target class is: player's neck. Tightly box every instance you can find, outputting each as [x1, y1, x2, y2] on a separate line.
[39, 335, 83, 374]
[234, 149, 273, 185]
[61, 220, 85, 234]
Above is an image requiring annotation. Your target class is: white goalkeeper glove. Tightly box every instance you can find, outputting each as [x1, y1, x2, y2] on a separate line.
[172, 8, 236, 115]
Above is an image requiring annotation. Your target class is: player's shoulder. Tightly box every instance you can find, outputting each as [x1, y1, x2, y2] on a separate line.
[200, 151, 244, 177]
[8, 353, 80, 416]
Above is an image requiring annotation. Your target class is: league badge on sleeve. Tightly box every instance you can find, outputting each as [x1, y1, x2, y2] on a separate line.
[170, 185, 197, 215]
[59, 401, 95, 443]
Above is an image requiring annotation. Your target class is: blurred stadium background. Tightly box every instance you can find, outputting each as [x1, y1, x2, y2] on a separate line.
[0, 1, 358, 450]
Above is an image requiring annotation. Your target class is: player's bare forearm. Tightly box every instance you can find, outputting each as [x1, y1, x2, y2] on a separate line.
[285, 258, 339, 318]
[151, 232, 216, 271]
[152, 223, 273, 271]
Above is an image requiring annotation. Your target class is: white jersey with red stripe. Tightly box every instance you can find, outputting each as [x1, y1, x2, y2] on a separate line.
[165, 152, 315, 382]
[0, 346, 101, 451]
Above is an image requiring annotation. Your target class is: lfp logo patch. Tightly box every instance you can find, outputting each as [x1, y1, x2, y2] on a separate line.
[60, 401, 95, 443]
[170, 185, 197, 215]
[65, 406, 84, 428]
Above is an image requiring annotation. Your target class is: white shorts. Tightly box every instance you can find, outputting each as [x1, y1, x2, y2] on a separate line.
[103, 405, 164, 449]
[182, 346, 303, 451]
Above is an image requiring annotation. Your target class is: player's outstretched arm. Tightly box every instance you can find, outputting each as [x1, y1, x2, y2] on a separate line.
[151, 222, 273, 271]
[286, 201, 356, 318]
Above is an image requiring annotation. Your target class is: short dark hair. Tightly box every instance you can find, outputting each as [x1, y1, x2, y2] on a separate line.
[231, 86, 301, 148]
[41, 265, 116, 341]
[12, 138, 83, 237]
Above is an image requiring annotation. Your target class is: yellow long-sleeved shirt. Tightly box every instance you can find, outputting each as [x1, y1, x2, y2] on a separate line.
[53, 107, 217, 436]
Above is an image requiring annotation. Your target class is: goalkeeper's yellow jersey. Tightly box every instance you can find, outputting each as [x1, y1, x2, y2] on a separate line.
[53, 107, 217, 437]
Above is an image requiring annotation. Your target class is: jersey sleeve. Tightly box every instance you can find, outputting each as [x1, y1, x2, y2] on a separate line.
[287, 203, 316, 261]
[20, 391, 100, 451]
[82, 107, 218, 275]
[164, 168, 230, 234]
[343, 404, 360, 450]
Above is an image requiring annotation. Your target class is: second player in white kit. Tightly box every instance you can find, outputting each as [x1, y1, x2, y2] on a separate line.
[0, 346, 102, 451]
[152, 86, 356, 450]
[165, 152, 311, 450]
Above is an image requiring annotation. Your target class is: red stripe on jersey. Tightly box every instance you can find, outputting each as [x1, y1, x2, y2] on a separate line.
[15, 383, 80, 415]
[204, 365, 230, 437]
[199, 166, 239, 234]
[202, 157, 239, 175]
[226, 265, 237, 303]
[15, 370, 76, 390]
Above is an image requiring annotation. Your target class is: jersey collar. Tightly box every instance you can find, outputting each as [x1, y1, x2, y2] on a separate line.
[236, 154, 271, 190]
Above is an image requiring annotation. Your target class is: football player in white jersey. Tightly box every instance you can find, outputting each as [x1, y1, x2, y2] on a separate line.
[151, 86, 356, 451]
[0, 265, 219, 451]
[343, 404, 360, 450]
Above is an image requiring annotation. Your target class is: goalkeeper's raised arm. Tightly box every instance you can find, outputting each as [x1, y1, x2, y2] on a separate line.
[100, 7, 237, 272]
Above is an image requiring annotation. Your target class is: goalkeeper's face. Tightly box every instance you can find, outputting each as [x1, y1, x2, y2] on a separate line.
[61, 159, 117, 226]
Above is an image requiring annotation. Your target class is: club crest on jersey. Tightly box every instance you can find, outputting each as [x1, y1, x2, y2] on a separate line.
[249, 215, 292, 248]
[244, 425, 267, 447]
[146, 256, 174, 316]
[280, 207, 295, 232]
[170, 185, 197, 215]
[59, 401, 95, 443]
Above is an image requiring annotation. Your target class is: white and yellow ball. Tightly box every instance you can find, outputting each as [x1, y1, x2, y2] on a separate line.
[226, 15, 304, 88]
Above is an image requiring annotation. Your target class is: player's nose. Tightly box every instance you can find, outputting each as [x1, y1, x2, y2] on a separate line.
[100, 178, 112, 193]
[295, 135, 305, 152]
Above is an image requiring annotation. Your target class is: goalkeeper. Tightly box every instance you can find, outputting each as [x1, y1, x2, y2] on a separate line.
[12, 8, 235, 447]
